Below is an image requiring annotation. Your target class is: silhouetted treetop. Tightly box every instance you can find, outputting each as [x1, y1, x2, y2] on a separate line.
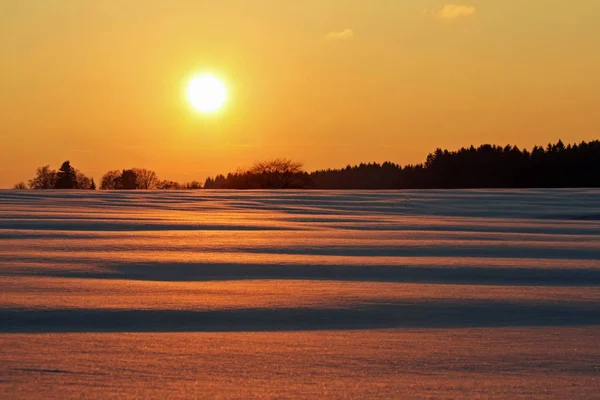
[120, 170, 138, 190]
[100, 170, 122, 190]
[100, 169, 149, 190]
[28, 165, 56, 190]
[54, 161, 78, 189]
[133, 168, 160, 190]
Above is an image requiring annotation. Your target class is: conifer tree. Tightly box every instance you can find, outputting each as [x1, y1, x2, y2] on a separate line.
[54, 161, 78, 189]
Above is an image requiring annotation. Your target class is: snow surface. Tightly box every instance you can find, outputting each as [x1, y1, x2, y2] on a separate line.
[1, 189, 599, 398]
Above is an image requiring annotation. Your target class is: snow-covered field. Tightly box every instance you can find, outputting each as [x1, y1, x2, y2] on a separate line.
[1, 189, 599, 398]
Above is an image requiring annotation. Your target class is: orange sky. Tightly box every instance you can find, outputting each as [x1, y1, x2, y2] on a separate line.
[1, 0, 599, 187]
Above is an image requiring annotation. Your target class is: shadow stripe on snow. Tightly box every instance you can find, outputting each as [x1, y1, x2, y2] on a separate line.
[1, 301, 599, 333]
[10, 262, 598, 286]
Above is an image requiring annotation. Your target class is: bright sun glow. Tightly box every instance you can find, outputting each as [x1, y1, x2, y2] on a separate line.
[187, 74, 228, 113]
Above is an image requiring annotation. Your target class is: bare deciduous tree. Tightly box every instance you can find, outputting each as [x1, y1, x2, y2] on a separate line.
[132, 168, 160, 190]
[100, 170, 122, 190]
[75, 170, 93, 189]
[28, 165, 56, 189]
[156, 180, 182, 190]
[183, 181, 202, 189]
[250, 158, 304, 188]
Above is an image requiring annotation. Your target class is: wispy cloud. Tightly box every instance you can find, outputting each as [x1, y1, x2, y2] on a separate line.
[325, 29, 354, 42]
[425, 4, 476, 20]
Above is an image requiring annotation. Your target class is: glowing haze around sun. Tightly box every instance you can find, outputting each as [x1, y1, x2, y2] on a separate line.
[187, 74, 228, 113]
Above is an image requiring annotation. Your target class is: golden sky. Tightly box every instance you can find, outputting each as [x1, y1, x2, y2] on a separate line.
[1, 0, 599, 187]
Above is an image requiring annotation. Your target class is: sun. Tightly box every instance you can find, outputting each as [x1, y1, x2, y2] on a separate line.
[187, 74, 228, 113]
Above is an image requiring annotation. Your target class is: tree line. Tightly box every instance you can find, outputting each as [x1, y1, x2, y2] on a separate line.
[14, 163, 202, 190]
[12, 139, 600, 190]
[204, 139, 600, 189]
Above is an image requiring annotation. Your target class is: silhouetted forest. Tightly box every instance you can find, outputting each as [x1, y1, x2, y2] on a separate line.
[204, 140, 600, 189]
[13, 139, 600, 190]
